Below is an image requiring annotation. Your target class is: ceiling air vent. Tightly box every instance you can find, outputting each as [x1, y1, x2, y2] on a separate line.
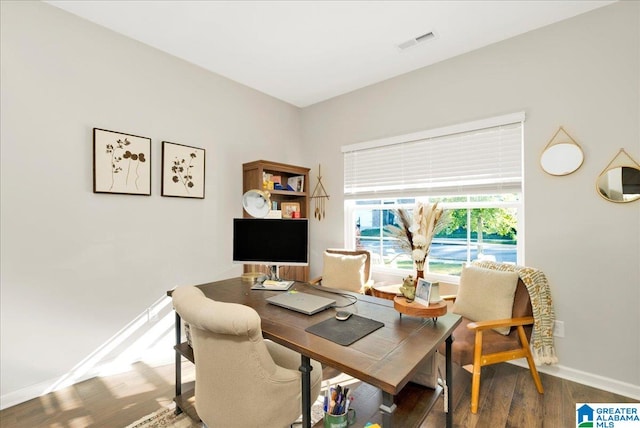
[397, 31, 436, 51]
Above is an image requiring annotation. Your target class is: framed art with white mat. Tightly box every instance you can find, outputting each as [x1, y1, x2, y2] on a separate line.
[161, 141, 205, 199]
[93, 128, 151, 196]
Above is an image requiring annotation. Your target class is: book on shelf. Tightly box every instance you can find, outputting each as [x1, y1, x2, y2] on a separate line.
[263, 173, 286, 190]
[287, 175, 304, 192]
[263, 172, 273, 189]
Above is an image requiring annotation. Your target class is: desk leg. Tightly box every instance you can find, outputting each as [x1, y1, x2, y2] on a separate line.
[174, 311, 183, 415]
[446, 334, 453, 428]
[380, 392, 397, 428]
[299, 355, 312, 428]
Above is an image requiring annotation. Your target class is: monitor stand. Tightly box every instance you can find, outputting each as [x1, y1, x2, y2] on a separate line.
[268, 265, 281, 281]
[241, 265, 264, 283]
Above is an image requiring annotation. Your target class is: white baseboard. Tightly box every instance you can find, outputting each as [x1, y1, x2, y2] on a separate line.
[509, 360, 640, 401]
[1, 377, 64, 411]
[0, 353, 175, 411]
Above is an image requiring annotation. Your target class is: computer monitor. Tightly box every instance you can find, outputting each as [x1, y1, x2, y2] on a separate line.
[233, 218, 309, 280]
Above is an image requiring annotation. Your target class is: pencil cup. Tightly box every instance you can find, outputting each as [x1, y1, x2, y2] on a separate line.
[323, 408, 356, 428]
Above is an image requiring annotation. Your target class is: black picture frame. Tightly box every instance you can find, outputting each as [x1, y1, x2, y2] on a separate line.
[93, 128, 151, 196]
[161, 141, 205, 199]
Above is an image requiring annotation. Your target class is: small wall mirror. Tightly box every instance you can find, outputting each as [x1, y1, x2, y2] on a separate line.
[540, 126, 584, 176]
[596, 149, 640, 203]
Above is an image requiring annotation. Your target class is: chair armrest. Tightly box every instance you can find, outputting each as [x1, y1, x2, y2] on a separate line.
[467, 316, 534, 331]
[308, 277, 373, 294]
[308, 276, 322, 285]
[442, 294, 457, 302]
[362, 279, 375, 295]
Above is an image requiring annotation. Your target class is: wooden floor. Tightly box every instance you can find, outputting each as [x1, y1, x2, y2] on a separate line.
[1, 360, 637, 428]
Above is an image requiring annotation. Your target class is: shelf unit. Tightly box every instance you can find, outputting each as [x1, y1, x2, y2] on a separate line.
[242, 160, 310, 282]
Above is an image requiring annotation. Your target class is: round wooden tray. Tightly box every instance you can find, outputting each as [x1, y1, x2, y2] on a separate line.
[393, 296, 447, 318]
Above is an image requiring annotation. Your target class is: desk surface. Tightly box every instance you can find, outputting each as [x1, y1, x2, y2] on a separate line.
[195, 277, 461, 396]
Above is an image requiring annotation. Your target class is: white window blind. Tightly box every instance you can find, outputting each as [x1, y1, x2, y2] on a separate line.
[343, 113, 523, 198]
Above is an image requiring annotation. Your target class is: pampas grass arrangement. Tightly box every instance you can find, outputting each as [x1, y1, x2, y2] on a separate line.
[389, 202, 449, 271]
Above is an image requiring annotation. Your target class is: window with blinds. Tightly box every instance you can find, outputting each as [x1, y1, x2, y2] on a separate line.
[342, 113, 525, 279]
[342, 113, 524, 199]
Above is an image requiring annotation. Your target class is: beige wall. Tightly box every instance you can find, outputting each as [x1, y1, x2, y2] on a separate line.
[0, 0, 304, 405]
[301, 1, 639, 396]
[1, 0, 639, 408]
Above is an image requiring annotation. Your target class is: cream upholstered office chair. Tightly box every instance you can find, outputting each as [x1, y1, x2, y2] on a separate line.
[172, 285, 323, 428]
[309, 249, 374, 294]
[439, 262, 551, 414]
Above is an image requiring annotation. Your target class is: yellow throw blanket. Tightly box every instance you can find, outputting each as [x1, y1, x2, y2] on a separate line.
[473, 261, 559, 365]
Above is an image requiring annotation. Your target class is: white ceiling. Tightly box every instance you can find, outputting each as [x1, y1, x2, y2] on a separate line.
[46, 1, 615, 107]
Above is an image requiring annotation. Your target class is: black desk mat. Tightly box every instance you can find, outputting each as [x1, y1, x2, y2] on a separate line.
[305, 314, 384, 346]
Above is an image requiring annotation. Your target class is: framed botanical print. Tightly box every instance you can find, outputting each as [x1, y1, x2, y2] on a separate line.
[161, 141, 205, 199]
[93, 128, 151, 195]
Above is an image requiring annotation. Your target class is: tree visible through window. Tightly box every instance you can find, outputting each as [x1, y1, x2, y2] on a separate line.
[348, 195, 520, 279]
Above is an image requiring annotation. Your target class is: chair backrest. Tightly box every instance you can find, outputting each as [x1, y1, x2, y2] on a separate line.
[325, 248, 372, 283]
[511, 278, 533, 337]
[171, 285, 302, 427]
[512, 278, 532, 318]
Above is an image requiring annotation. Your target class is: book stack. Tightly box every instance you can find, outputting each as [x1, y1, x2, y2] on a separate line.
[263, 173, 285, 190]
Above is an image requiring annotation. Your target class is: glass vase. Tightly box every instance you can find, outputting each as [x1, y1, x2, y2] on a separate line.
[414, 269, 424, 285]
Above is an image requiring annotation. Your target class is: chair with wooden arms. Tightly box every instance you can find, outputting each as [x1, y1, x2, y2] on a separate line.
[309, 249, 373, 294]
[440, 264, 544, 414]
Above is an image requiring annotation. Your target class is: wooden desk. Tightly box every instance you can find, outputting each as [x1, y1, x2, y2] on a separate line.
[169, 278, 460, 428]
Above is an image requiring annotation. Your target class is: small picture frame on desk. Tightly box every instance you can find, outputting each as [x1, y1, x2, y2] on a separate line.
[415, 278, 432, 307]
[281, 202, 301, 218]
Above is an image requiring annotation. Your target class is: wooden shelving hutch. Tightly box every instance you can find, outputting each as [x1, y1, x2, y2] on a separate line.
[242, 160, 310, 282]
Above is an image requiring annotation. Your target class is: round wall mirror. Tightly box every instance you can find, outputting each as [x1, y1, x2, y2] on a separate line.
[540, 126, 584, 176]
[541, 143, 584, 176]
[596, 166, 640, 203]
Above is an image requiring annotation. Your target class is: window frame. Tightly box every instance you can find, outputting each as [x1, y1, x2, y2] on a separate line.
[345, 196, 523, 284]
[342, 113, 525, 284]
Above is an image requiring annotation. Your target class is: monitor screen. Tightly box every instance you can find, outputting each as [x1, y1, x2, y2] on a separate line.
[233, 218, 309, 266]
